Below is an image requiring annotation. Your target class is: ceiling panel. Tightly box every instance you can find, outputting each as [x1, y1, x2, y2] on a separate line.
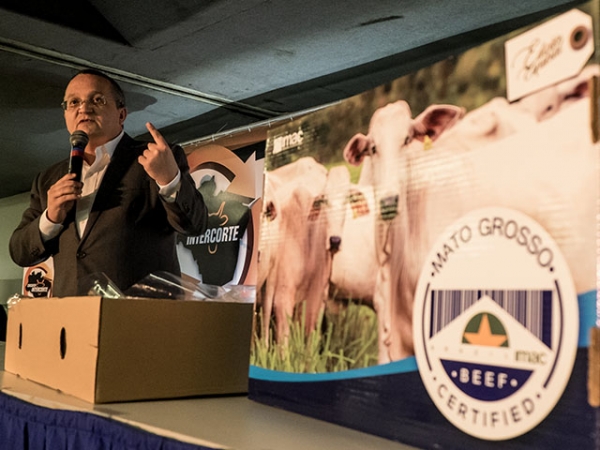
[0, 0, 587, 198]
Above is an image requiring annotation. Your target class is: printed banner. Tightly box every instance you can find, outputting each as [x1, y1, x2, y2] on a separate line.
[250, 4, 599, 447]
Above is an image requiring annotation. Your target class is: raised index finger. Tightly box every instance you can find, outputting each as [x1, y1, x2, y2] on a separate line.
[146, 122, 168, 146]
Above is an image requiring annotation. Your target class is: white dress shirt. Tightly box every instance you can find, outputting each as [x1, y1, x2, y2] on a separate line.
[40, 131, 181, 241]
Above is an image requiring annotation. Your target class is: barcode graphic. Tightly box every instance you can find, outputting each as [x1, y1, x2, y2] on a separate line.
[429, 289, 553, 347]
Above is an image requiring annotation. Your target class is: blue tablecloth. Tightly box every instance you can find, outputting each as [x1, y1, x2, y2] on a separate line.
[0, 392, 218, 450]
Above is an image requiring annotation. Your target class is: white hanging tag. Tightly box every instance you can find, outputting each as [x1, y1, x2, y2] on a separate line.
[505, 8, 594, 102]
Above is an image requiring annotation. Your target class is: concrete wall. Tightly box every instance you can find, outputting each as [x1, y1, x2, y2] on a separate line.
[0, 192, 30, 302]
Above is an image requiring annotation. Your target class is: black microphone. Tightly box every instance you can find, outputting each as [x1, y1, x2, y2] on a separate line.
[68, 130, 89, 182]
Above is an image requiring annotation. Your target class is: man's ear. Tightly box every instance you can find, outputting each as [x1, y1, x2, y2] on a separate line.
[119, 108, 128, 126]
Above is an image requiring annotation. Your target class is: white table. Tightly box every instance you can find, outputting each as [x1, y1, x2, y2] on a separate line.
[0, 342, 418, 450]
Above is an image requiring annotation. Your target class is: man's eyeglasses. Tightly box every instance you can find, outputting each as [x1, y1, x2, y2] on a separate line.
[61, 94, 108, 111]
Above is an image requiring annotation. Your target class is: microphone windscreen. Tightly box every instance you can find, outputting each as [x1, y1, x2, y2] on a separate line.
[69, 130, 89, 148]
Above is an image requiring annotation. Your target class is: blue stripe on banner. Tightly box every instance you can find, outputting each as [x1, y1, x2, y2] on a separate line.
[249, 357, 417, 382]
[578, 289, 596, 348]
[250, 291, 597, 382]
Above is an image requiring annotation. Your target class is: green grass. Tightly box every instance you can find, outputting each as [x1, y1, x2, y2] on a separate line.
[251, 300, 379, 373]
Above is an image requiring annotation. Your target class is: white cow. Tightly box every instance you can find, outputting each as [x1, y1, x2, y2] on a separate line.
[324, 167, 387, 362]
[343, 101, 466, 362]
[324, 165, 378, 303]
[513, 63, 600, 121]
[436, 97, 536, 152]
[344, 95, 597, 363]
[394, 65, 600, 157]
[257, 156, 331, 344]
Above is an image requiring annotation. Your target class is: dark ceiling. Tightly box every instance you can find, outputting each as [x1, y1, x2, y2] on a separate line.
[0, 0, 587, 198]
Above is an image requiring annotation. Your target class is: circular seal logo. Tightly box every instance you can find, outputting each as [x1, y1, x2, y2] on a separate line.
[413, 207, 578, 440]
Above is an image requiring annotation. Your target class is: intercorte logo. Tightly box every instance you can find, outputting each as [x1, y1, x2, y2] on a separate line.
[413, 207, 578, 440]
[272, 128, 304, 154]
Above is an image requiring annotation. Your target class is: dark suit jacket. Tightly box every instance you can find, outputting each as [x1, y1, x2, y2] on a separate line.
[9, 133, 208, 297]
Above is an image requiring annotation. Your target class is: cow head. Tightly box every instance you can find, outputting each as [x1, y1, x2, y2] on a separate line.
[514, 63, 599, 122]
[321, 164, 351, 254]
[343, 100, 464, 222]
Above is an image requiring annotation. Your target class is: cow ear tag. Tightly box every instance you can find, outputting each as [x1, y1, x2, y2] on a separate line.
[423, 135, 433, 151]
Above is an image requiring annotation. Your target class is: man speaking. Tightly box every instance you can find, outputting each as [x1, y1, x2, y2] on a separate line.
[9, 69, 208, 297]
